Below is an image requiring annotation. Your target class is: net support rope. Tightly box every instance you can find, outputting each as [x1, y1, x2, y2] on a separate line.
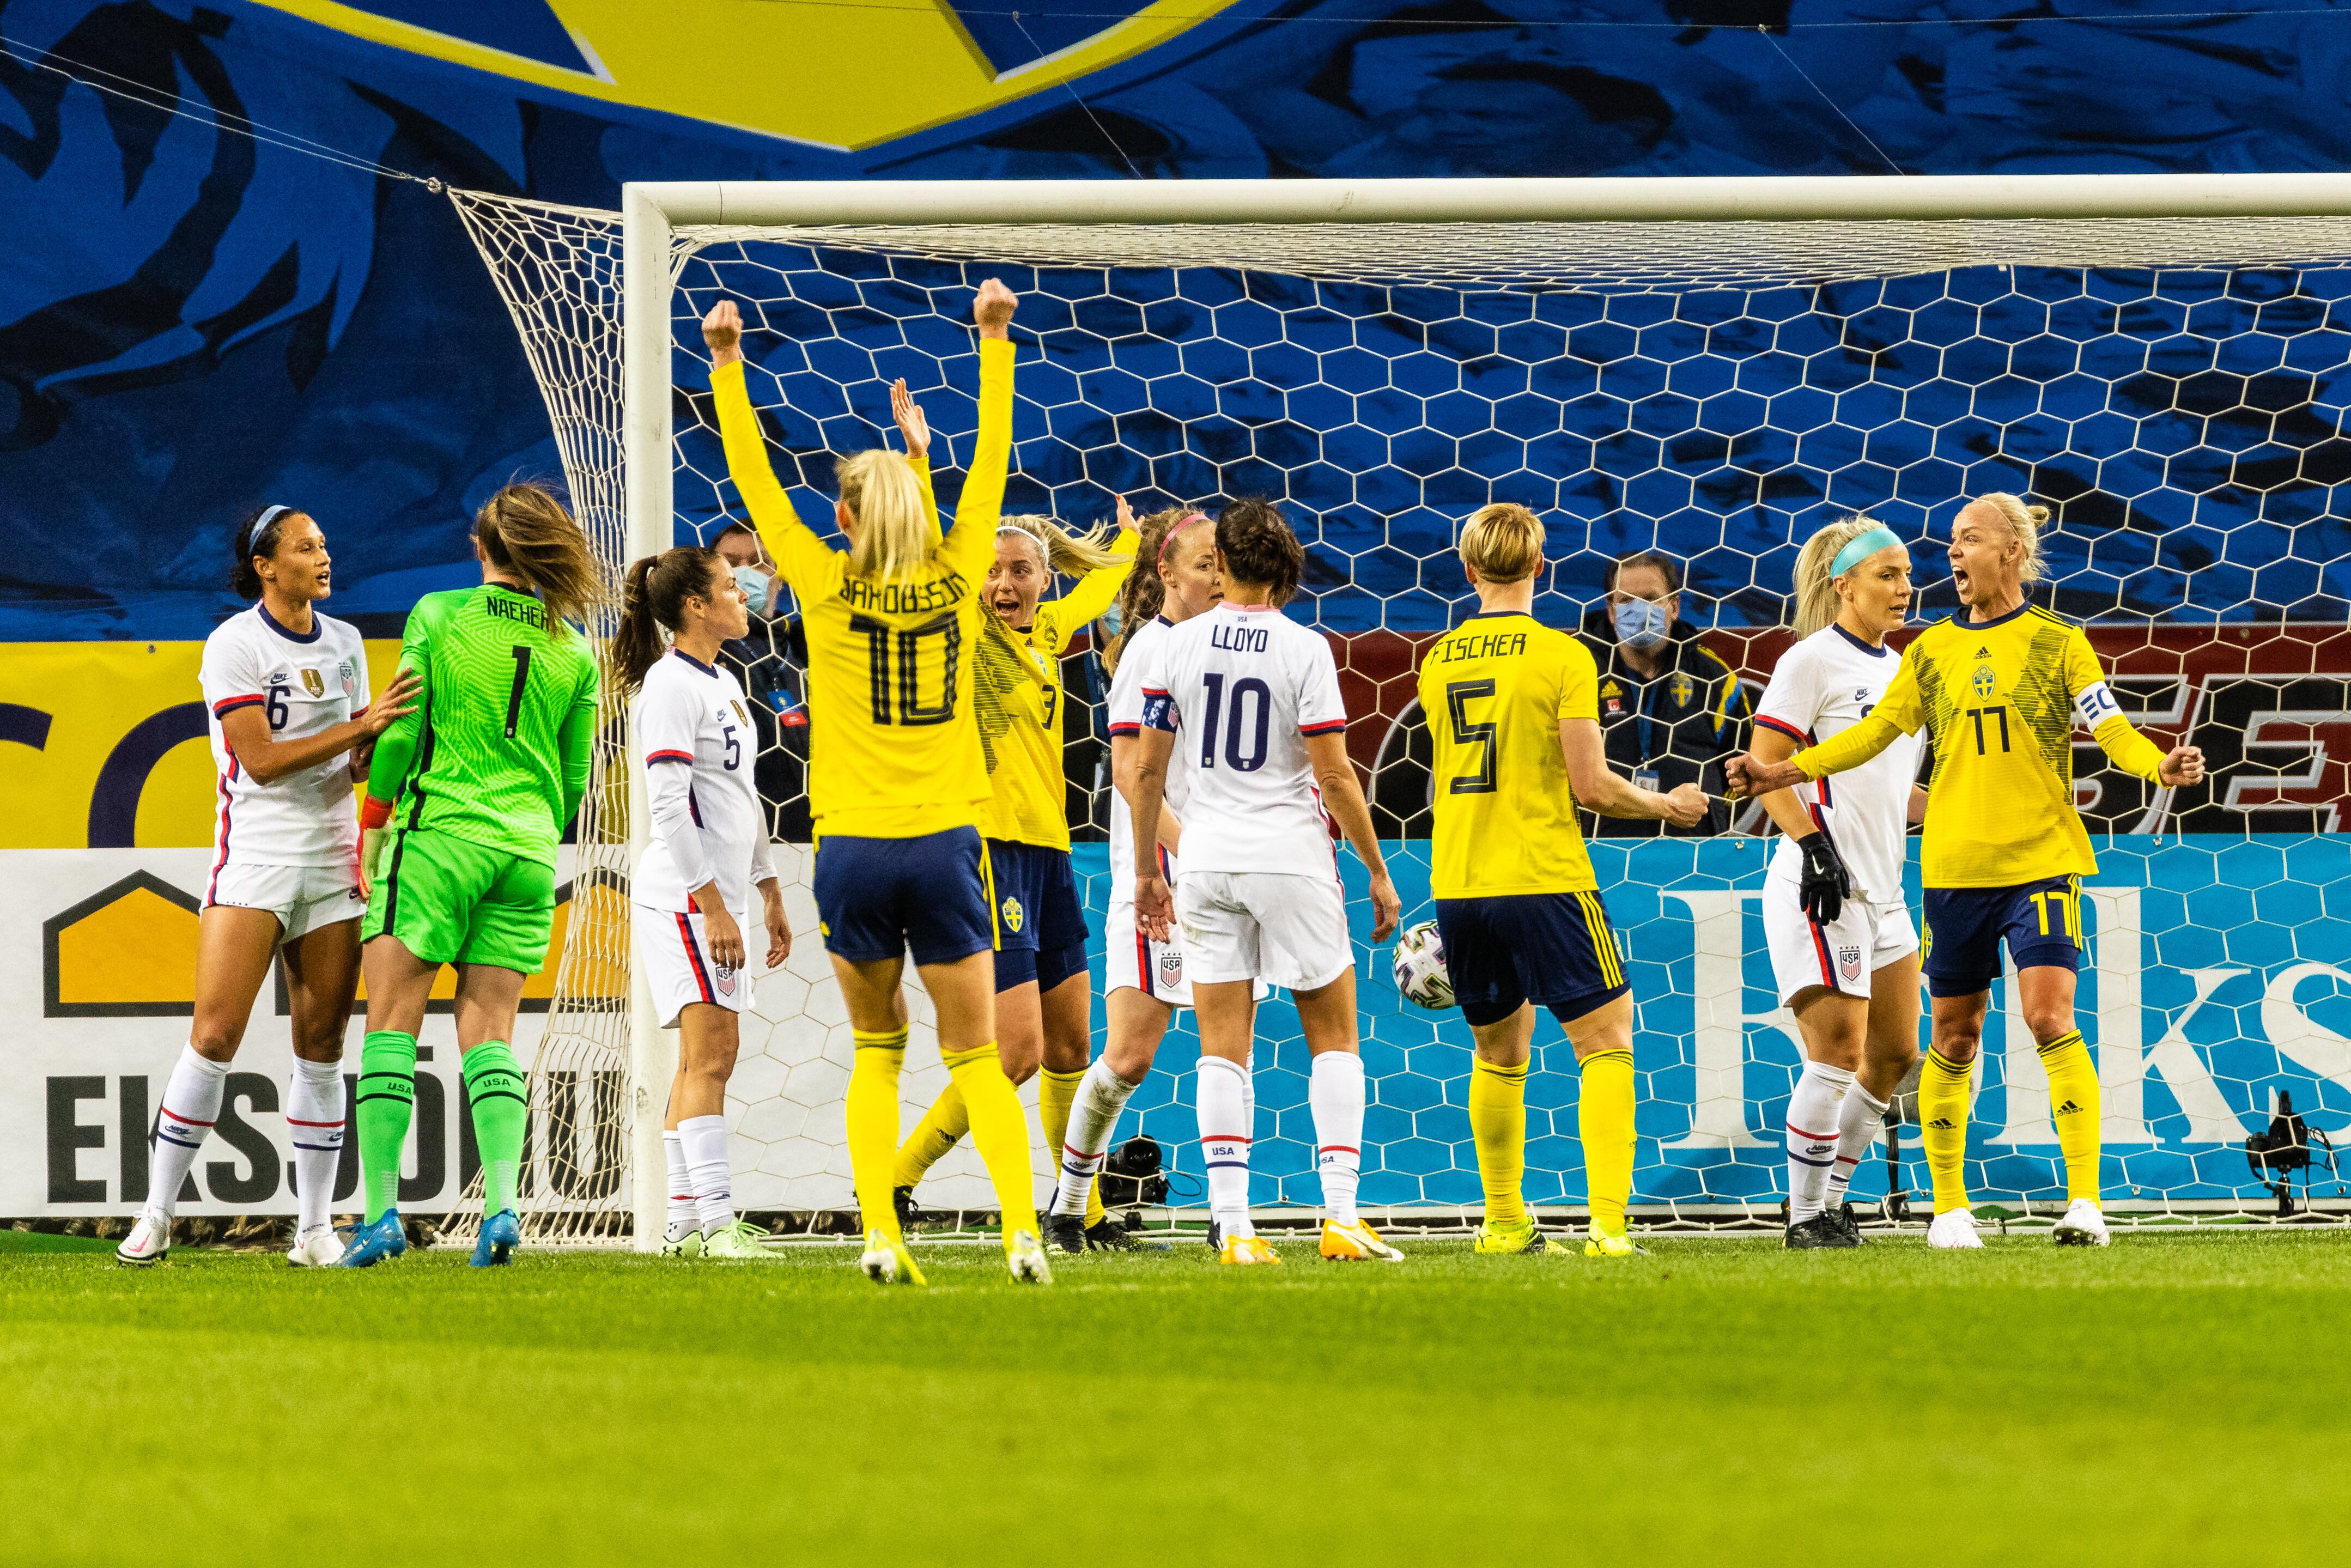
[446, 180, 2351, 1245]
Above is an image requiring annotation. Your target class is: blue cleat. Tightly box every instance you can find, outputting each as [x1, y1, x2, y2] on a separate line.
[471, 1209, 521, 1268]
[336, 1211, 408, 1268]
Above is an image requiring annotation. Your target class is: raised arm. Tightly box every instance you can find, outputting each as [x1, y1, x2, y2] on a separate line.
[941, 280, 1019, 577]
[702, 301, 835, 591]
[1040, 507, 1139, 653]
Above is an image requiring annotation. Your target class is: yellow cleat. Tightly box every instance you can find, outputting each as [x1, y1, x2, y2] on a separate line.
[1583, 1227, 1650, 1259]
[1217, 1234, 1283, 1266]
[1472, 1220, 1557, 1255]
[1320, 1219, 1406, 1262]
[858, 1227, 927, 1286]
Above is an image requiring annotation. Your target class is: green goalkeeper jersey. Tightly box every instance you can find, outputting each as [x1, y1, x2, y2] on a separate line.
[365, 583, 599, 865]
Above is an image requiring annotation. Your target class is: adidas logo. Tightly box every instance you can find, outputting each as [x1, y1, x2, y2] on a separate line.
[2054, 1099, 2082, 1115]
[1926, 1117, 1957, 1129]
[1973, 646, 1991, 657]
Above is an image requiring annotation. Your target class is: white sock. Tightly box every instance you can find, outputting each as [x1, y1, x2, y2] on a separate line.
[1309, 1051, 1365, 1226]
[681, 1114, 734, 1235]
[286, 1058, 344, 1237]
[1241, 1049, 1256, 1144]
[147, 1044, 229, 1219]
[1826, 1083, 1890, 1207]
[1198, 1055, 1254, 1241]
[1785, 1060, 1856, 1224]
[663, 1129, 697, 1241]
[1051, 1058, 1140, 1217]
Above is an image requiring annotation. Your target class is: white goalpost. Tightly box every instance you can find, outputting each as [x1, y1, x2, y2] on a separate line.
[448, 175, 2351, 1249]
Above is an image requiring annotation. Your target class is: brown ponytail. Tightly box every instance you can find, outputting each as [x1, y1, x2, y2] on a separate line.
[1214, 496, 1305, 605]
[1104, 505, 1206, 675]
[609, 546, 722, 695]
[474, 482, 608, 632]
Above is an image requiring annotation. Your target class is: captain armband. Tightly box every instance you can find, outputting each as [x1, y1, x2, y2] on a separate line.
[2073, 679, 2122, 730]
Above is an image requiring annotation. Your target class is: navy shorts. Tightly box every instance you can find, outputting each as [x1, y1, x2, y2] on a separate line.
[1434, 890, 1630, 1029]
[984, 839, 1090, 993]
[1922, 874, 2083, 998]
[813, 827, 994, 967]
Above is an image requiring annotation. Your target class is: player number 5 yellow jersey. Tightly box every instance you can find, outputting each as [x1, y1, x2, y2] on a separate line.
[1416, 611, 1600, 899]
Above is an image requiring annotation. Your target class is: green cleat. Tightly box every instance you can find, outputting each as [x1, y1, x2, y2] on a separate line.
[701, 1220, 782, 1260]
[1584, 1227, 1651, 1259]
[660, 1229, 704, 1259]
[1472, 1219, 1557, 1255]
[858, 1228, 926, 1287]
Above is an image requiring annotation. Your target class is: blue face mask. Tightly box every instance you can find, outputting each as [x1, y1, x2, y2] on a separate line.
[733, 565, 769, 617]
[1099, 601, 1123, 640]
[1613, 597, 1672, 649]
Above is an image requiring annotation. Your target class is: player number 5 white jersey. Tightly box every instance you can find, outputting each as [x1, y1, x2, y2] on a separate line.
[201, 604, 370, 868]
[1141, 601, 1346, 880]
[1753, 624, 1923, 903]
[631, 649, 776, 916]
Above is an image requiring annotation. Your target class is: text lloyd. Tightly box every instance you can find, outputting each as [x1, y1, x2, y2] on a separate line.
[1210, 625, 1271, 653]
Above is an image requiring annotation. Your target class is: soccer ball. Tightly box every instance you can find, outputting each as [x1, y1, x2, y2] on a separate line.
[1392, 920, 1453, 1010]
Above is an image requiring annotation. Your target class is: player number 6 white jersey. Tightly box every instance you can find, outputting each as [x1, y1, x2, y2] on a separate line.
[200, 604, 370, 869]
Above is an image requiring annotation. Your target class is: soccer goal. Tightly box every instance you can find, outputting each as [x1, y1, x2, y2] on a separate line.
[448, 174, 2351, 1249]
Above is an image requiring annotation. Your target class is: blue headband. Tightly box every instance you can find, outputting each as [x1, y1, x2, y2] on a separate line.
[1830, 526, 1904, 579]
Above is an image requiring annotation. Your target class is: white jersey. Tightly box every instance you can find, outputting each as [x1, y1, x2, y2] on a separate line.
[1106, 616, 1195, 898]
[200, 604, 370, 870]
[630, 649, 776, 916]
[1754, 624, 1923, 903]
[1141, 601, 1347, 880]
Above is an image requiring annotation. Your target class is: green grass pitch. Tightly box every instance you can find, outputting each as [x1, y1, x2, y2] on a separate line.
[4, 1227, 2345, 1566]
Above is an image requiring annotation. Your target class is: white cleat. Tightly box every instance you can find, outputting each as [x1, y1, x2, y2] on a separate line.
[1006, 1229, 1054, 1285]
[286, 1225, 346, 1268]
[2052, 1198, 2112, 1248]
[116, 1210, 172, 1268]
[1927, 1207, 1985, 1250]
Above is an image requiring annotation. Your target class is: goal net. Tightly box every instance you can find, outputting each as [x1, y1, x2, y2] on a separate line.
[447, 177, 2351, 1245]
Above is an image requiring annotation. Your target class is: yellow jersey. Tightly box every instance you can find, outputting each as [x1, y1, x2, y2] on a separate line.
[1794, 603, 2165, 888]
[1416, 610, 1601, 899]
[975, 538, 1137, 849]
[710, 339, 1015, 839]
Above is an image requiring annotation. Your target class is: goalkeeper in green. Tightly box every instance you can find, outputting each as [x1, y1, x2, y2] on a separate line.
[340, 483, 603, 1268]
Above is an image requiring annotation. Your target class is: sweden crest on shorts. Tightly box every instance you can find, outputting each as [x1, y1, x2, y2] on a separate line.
[1001, 896, 1025, 934]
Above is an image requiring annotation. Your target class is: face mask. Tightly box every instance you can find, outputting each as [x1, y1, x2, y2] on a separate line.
[733, 565, 769, 617]
[1100, 601, 1123, 640]
[1613, 598, 1672, 649]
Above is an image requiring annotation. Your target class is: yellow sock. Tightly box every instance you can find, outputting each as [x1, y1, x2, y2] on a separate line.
[1468, 1057, 1529, 1231]
[2040, 1029, 2102, 1204]
[1037, 1067, 1104, 1228]
[1919, 1047, 1973, 1214]
[847, 1027, 909, 1239]
[944, 1043, 1038, 1246]
[1577, 1048, 1635, 1236]
[892, 1081, 968, 1190]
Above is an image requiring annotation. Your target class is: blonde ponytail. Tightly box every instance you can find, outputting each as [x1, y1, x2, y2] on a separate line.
[1970, 491, 2051, 584]
[1792, 514, 1891, 638]
[836, 449, 930, 583]
[998, 512, 1132, 576]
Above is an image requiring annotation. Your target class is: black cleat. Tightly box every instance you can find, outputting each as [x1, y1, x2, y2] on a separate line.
[1085, 1218, 1167, 1253]
[1831, 1200, 1867, 1245]
[892, 1186, 920, 1235]
[1206, 1215, 1223, 1254]
[1784, 1214, 1856, 1250]
[1044, 1212, 1092, 1256]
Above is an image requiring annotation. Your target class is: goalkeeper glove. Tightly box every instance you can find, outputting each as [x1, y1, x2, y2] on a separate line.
[1798, 832, 1851, 926]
